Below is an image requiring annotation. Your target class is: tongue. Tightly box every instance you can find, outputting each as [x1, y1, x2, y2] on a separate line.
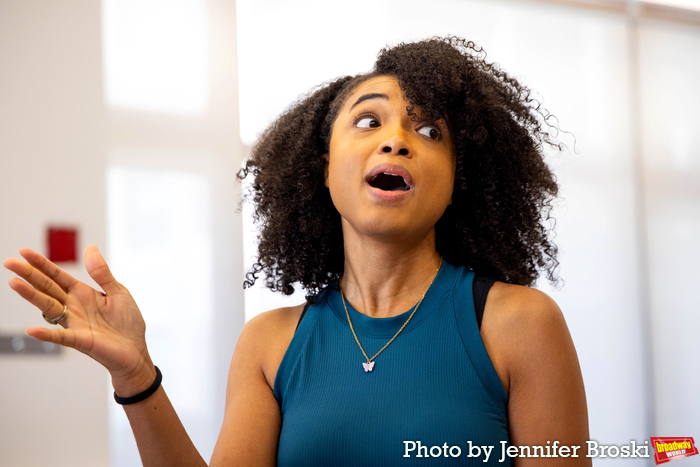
[369, 173, 408, 191]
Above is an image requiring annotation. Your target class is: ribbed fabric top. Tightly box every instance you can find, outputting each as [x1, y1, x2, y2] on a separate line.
[274, 262, 510, 466]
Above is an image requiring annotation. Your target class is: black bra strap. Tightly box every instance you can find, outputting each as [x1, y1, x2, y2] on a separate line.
[473, 275, 495, 330]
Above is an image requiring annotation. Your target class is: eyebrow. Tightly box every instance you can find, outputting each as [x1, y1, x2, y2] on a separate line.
[349, 93, 389, 111]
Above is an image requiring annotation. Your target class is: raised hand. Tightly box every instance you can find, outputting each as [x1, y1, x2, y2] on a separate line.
[4, 245, 156, 396]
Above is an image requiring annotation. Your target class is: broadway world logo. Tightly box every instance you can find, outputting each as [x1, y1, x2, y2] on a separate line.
[650, 437, 698, 464]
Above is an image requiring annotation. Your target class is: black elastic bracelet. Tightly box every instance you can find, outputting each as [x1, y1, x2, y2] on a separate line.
[114, 366, 162, 405]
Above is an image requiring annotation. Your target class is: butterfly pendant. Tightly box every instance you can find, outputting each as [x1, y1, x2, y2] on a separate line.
[362, 361, 375, 372]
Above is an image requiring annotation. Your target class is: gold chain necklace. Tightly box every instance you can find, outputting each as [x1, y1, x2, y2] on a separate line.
[340, 259, 442, 373]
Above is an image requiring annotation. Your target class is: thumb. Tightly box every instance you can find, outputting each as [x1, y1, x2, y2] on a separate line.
[84, 245, 122, 295]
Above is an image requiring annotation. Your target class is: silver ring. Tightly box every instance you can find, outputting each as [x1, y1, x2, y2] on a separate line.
[43, 304, 68, 325]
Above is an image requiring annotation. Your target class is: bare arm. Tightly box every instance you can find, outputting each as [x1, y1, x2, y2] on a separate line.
[210, 305, 303, 466]
[481, 283, 591, 466]
[5, 247, 207, 467]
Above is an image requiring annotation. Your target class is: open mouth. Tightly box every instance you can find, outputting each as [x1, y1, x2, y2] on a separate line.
[367, 173, 410, 191]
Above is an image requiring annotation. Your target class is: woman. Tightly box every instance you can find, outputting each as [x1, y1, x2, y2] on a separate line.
[4, 37, 589, 465]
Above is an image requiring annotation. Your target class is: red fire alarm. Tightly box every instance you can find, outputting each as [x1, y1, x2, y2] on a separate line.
[47, 227, 78, 263]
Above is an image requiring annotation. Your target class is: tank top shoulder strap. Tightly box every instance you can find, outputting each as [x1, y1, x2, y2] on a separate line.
[453, 268, 509, 420]
[274, 298, 324, 404]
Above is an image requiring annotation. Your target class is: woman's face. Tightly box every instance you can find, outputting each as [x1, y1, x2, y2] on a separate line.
[325, 75, 456, 244]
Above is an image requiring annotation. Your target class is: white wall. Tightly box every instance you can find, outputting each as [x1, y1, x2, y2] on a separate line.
[639, 18, 700, 437]
[0, 1, 110, 466]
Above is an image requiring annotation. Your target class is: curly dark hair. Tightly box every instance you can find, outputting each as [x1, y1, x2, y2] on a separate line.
[239, 36, 561, 302]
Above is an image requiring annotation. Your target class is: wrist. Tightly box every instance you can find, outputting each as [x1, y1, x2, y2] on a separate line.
[114, 366, 162, 405]
[111, 357, 157, 398]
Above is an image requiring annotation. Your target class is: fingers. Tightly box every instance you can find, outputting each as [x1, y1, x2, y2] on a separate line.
[83, 245, 122, 295]
[4, 257, 70, 304]
[18, 248, 78, 291]
[8, 277, 68, 325]
[26, 327, 76, 348]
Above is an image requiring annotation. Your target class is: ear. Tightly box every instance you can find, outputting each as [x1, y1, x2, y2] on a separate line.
[322, 153, 330, 188]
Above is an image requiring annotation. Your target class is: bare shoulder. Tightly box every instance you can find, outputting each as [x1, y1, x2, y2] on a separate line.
[235, 302, 307, 389]
[485, 281, 564, 333]
[481, 282, 573, 393]
[238, 303, 306, 350]
[481, 283, 590, 464]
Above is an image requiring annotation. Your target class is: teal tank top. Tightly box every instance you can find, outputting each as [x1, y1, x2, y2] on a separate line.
[274, 262, 510, 466]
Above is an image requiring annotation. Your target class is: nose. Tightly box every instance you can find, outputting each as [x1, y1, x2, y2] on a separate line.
[382, 145, 409, 156]
[378, 134, 412, 158]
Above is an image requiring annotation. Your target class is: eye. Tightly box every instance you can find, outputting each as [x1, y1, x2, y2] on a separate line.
[355, 114, 381, 129]
[418, 125, 441, 140]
